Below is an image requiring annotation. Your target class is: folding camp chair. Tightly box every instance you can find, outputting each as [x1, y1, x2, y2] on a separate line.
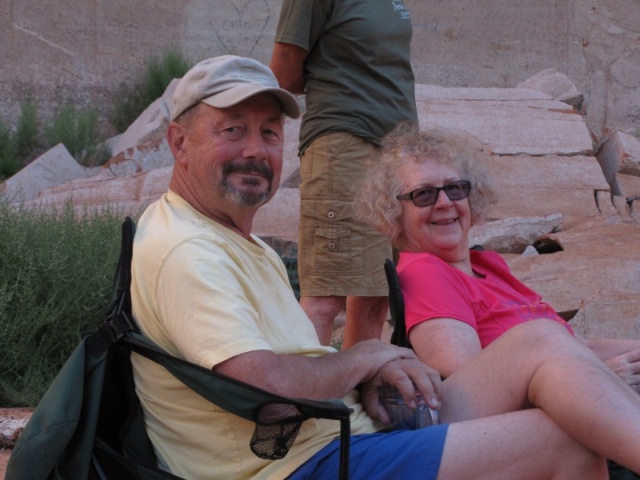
[384, 258, 410, 350]
[7, 218, 353, 480]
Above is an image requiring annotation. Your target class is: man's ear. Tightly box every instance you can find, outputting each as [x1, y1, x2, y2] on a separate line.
[167, 121, 188, 166]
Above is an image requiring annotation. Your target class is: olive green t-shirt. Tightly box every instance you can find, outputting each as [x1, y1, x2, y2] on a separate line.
[275, 0, 418, 155]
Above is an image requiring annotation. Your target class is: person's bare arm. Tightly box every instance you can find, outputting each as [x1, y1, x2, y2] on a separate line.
[270, 42, 308, 94]
[579, 336, 640, 360]
[409, 318, 482, 378]
[214, 339, 443, 421]
[579, 336, 640, 390]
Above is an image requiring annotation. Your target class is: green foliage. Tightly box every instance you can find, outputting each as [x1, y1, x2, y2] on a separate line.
[0, 199, 124, 406]
[44, 104, 111, 167]
[331, 332, 344, 351]
[0, 101, 40, 180]
[112, 49, 191, 133]
[14, 101, 39, 157]
[143, 50, 191, 101]
[0, 123, 19, 179]
[280, 248, 300, 300]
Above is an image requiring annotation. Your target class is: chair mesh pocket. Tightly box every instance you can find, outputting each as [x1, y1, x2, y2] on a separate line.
[250, 402, 308, 460]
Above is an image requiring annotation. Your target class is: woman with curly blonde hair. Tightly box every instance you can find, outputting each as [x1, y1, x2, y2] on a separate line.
[356, 123, 496, 248]
[355, 123, 640, 478]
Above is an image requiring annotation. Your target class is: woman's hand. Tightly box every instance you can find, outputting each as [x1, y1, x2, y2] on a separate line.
[605, 349, 640, 393]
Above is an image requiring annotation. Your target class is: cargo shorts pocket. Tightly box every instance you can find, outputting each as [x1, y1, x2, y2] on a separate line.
[299, 199, 365, 276]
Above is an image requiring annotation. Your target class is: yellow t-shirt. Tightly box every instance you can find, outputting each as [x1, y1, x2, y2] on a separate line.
[131, 191, 379, 479]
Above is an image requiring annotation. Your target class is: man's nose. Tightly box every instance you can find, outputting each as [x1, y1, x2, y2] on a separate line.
[243, 131, 268, 159]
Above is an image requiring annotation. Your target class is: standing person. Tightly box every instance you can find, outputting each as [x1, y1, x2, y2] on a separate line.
[128, 54, 640, 480]
[270, 0, 418, 346]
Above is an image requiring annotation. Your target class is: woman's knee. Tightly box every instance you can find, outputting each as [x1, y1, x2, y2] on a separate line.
[496, 319, 574, 354]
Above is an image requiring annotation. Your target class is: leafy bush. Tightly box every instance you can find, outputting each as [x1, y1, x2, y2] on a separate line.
[0, 199, 124, 406]
[0, 123, 19, 179]
[280, 248, 300, 300]
[0, 101, 40, 180]
[112, 49, 191, 133]
[44, 104, 111, 167]
[143, 50, 191, 101]
[14, 101, 39, 158]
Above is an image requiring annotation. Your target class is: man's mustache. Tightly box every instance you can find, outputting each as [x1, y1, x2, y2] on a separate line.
[223, 161, 273, 181]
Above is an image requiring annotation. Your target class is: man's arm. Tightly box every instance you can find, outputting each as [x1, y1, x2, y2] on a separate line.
[215, 339, 443, 421]
[270, 42, 308, 94]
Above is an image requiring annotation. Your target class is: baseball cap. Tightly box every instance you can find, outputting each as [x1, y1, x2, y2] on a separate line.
[170, 55, 301, 121]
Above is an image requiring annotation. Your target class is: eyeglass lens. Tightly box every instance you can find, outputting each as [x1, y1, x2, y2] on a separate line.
[411, 181, 471, 207]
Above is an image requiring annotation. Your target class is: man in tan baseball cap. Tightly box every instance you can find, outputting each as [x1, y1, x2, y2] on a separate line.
[130, 55, 317, 476]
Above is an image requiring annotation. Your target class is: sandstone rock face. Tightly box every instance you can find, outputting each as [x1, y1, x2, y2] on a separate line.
[597, 131, 640, 195]
[4, 76, 640, 341]
[506, 217, 640, 339]
[1, 0, 639, 141]
[415, 85, 593, 156]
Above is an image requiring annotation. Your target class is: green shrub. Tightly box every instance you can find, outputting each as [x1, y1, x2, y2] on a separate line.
[0, 123, 19, 179]
[14, 101, 39, 157]
[0, 101, 40, 180]
[112, 49, 191, 133]
[0, 199, 124, 406]
[143, 50, 191, 101]
[280, 248, 300, 300]
[44, 104, 111, 167]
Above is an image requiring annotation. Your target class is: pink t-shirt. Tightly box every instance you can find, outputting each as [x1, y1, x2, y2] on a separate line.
[398, 250, 573, 348]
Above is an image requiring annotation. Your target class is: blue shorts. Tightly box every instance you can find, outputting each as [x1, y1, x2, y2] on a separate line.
[288, 424, 449, 479]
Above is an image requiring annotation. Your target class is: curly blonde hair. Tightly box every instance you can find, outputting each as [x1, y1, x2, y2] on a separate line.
[355, 123, 497, 247]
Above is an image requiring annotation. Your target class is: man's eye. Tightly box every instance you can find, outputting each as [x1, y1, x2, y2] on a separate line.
[220, 126, 244, 138]
[263, 128, 283, 142]
[263, 128, 280, 137]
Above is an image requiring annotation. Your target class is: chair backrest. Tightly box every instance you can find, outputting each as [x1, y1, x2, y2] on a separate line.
[384, 258, 411, 349]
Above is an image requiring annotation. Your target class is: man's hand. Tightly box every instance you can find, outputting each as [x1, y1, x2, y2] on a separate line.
[359, 357, 442, 424]
[605, 349, 640, 393]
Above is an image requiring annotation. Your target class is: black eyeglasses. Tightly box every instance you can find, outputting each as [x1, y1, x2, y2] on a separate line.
[396, 180, 472, 207]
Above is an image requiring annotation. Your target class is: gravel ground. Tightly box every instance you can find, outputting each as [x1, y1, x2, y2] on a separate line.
[0, 408, 34, 480]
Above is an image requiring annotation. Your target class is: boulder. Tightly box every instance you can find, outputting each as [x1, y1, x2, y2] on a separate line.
[0, 144, 100, 203]
[517, 68, 584, 110]
[415, 84, 593, 156]
[506, 217, 640, 339]
[480, 154, 611, 226]
[596, 130, 640, 195]
[469, 213, 564, 254]
[108, 79, 177, 158]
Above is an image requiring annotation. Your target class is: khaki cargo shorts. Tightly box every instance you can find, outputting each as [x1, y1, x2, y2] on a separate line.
[298, 132, 391, 297]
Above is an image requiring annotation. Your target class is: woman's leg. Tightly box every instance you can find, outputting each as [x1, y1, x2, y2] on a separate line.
[441, 319, 640, 473]
[438, 409, 606, 480]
